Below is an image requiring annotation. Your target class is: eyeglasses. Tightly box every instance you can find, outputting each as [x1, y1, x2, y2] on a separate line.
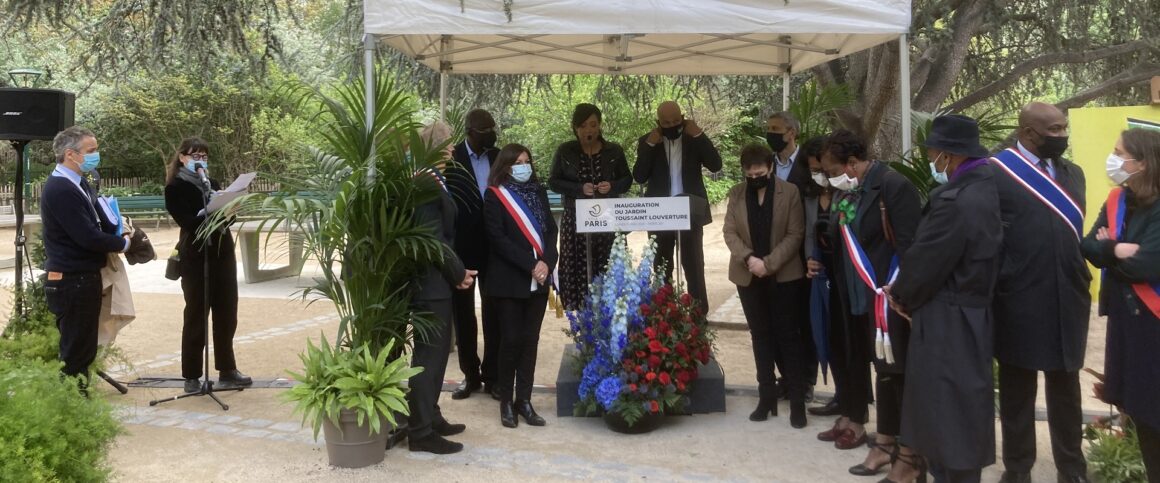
[186, 153, 208, 161]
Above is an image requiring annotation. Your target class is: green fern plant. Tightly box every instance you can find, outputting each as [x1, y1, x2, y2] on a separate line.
[788, 81, 856, 143]
[890, 110, 1015, 201]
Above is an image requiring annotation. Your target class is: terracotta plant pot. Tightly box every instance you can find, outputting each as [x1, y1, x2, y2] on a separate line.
[321, 408, 389, 468]
[602, 409, 664, 434]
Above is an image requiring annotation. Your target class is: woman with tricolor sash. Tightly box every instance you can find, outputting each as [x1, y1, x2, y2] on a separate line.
[482, 143, 559, 430]
[818, 130, 923, 483]
[1081, 128, 1160, 482]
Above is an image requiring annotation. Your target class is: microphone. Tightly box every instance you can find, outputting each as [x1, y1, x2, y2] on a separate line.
[197, 167, 212, 190]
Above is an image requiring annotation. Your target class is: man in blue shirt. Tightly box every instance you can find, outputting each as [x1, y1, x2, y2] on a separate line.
[40, 126, 133, 393]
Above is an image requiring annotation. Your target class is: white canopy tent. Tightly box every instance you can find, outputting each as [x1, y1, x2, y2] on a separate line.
[363, 0, 914, 150]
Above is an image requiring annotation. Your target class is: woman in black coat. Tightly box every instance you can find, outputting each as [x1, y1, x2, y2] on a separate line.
[888, 115, 1003, 483]
[549, 103, 633, 310]
[483, 143, 559, 429]
[1081, 128, 1160, 482]
[164, 137, 250, 394]
[818, 130, 922, 481]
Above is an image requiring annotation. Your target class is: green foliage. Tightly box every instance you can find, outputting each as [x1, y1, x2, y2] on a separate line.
[3, 241, 60, 363]
[788, 82, 856, 143]
[889, 110, 1015, 201]
[204, 70, 445, 354]
[0, 358, 122, 483]
[284, 336, 422, 440]
[1084, 416, 1147, 483]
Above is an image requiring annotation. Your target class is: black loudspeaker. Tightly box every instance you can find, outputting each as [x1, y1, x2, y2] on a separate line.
[0, 88, 76, 141]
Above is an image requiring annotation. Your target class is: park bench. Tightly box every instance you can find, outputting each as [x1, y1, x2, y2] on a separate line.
[547, 190, 563, 224]
[117, 195, 169, 229]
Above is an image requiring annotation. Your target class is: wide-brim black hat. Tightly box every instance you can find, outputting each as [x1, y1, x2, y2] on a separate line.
[924, 114, 990, 159]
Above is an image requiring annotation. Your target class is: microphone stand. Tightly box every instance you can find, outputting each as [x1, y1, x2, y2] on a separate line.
[150, 172, 243, 410]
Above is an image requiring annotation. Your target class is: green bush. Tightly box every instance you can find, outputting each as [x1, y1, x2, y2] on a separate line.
[1085, 417, 1147, 483]
[0, 359, 123, 483]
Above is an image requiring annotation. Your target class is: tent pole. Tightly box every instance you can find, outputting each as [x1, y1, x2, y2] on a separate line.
[898, 34, 912, 155]
[781, 71, 790, 111]
[363, 33, 377, 170]
[439, 72, 448, 123]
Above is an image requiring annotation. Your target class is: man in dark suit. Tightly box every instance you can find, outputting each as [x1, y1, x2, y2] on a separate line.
[634, 101, 722, 308]
[407, 121, 477, 454]
[445, 109, 502, 400]
[993, 102, 1092, 483]
[767, 110, 819, 401]
[40, 126, 134, 394]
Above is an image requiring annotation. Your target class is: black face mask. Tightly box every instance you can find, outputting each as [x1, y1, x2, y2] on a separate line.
[1037, 134, 1068, 160]
[746, 175, 769, 190]
[766, 132, 788, 153]
[478, 131, 498, 149]
[661, 124, 683, 140]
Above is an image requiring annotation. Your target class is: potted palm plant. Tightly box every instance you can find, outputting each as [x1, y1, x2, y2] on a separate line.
[203, 71, 447, 467]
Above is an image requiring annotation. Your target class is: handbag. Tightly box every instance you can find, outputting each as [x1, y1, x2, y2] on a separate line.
[165, 231, 185, 281]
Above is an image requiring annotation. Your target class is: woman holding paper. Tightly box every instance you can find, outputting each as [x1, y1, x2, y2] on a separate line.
[483, 143, 559, 429]
[164, 137, 250, 394]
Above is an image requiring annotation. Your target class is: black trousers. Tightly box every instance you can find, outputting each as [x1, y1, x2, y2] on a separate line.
[651, 225, 707, 309]
[877, 371, 906, 436]
[451, 281, 499, 385]
[45, 272, 103, 379]
[775, 278, 818, 386]
[180, 256, 239, 379]
[1138, 421, 1160, 483]
[408, 298, 454, 439]
[832, 312, 872, 424]
[494, 293, 548, 403]
[737, 277, 806, 401]
[998, 363, 1086, 476]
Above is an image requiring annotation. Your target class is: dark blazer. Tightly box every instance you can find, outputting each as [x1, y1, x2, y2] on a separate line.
[40, 174, 126, 273]
[633, 132, 723, 200]
[482, 185, 559, 299]
[548, 140, 633, 210]
[782, 150, 814, 199]
[1081, 189, 1160, 314]
[445, 141, 500, 271]
[414, 185, 467, 302]
[992, 156, 1091, 372]
[164, 177, 235, 264]
[828, 162, 923, 371]
[892, 163, 1003, 470]
[722, 178, 805, 285]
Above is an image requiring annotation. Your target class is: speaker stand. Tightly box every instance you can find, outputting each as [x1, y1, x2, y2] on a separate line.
[8, 139, 30, 319]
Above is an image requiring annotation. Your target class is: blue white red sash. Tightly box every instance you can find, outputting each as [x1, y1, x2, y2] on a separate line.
[414, 168, 448, 192]
[991, 148, 1084, 240]
[1105, 188, 1160, 319]
[840, 224, 901, 364]
[491, 185, 548, 290]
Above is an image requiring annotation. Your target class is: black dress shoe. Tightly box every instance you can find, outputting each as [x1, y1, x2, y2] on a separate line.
[184, 378, 201, 393]
[433, 420, 466, 436]
[515, 400, 546, 426]
[500, 401, 518, 428]
[998, 471, 1031, 483]
[218, 370, 253, 386]
[408, 433, 463, 454]
[808, 398, 841, 416]
[485, 383, 502, 401]
[451, 380, 480, 400]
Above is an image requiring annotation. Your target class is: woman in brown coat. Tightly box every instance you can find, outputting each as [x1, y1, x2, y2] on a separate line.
[723, 143, 808, 428]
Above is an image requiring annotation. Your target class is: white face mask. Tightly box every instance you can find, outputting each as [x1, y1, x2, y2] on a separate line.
[811, 172, 829, 188]
[1106, 153, 1138, 185]
[511, 163, 533, 183]
[929, 153, 949, 185]
[828, 173, 859, 192]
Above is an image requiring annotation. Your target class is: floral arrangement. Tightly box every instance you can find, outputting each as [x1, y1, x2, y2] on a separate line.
[566, 233, 713, 426]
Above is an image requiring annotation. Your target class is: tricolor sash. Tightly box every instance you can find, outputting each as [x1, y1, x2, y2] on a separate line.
[1105, 188, 1160, 319]
[490, 185, 548, 290]
[991, 148, 1084, 240]
[840, 224, 901, 364]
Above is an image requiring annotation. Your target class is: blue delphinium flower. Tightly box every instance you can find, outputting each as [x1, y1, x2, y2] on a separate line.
[596, 376, 623, 411]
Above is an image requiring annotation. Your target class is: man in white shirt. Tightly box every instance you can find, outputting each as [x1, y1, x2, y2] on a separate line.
[633, 101, 723, 309]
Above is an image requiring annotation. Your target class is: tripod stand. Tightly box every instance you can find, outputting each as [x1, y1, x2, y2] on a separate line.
[149, 181, 242, 410]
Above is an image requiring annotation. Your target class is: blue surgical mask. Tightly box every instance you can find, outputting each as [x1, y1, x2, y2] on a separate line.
[929, 153, 949, 185]
[511, 163, 532, 183]
[186, 160, 208, 173]
[80, 152, 101, 173]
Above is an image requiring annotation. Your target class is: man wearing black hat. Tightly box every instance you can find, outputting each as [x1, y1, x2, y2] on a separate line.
[886, 114, 1003, 483]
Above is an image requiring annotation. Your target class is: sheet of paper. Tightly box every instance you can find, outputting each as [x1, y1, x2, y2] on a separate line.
[205, 172, 258, 213]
